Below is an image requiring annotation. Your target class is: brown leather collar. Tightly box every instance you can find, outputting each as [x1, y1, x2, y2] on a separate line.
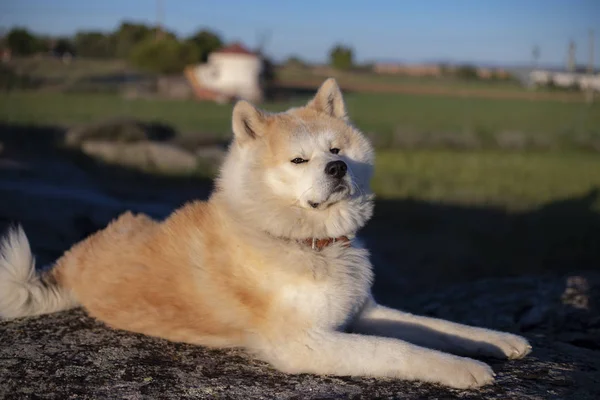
[300, 236, 350, 251]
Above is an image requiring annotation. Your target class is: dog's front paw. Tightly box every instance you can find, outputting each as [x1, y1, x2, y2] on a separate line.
[436, 357, 496, 389]
[483, 332, 532, 360]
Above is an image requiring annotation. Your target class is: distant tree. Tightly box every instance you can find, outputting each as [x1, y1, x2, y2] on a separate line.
[187, 30, 222, 63]
[74, 32, 116, 58]
[113, 22, 156, 58]
[353, 62, 374, 73]
[6, 28, 45, 55]
[260, 56, 277, 85]
[129, 37, 199, 74]
[0, 28, 7, 48]
[455, 64, 479, 80]
[329, 45, 354, 70]
[52, 38, 75, 56]
[285, 55, 308, 69]
[438, 63, 451, 76]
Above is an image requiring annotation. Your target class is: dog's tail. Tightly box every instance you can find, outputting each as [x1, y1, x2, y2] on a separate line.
[0, 225, 78, 319]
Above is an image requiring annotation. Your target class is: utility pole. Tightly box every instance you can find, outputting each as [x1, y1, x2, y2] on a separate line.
[586, 29, 595, 104]
[532, 45, 540, 70]
[589, 29, 595, 74]
[156, 0, 164, 41]
[567, 40, 576, 72]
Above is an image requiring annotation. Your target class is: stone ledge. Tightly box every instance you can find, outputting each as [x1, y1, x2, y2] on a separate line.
[2, 281, 598, 400]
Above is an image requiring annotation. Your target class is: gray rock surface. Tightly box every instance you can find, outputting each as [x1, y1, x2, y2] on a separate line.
[2, 274, 599, 400]
[81, 140, 199, 173]
[65, 118, 153, 146]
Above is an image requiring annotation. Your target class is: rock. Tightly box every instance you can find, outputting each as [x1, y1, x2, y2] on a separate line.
[66, 118, 149, 146]
[405, 273, 600, 335]
[81, 141, 198, 173]
[65, 118, 176, 147]
[519, 302, 553, 331]
[2, 277, 600, 399]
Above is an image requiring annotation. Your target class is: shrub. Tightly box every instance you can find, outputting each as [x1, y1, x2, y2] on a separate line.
[129, 38, 199, 74]
[329, 45, 354, 71]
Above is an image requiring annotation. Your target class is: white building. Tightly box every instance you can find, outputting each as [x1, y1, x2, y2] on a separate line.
[528, 70, 600, 92]
[185, 43, 264, 103]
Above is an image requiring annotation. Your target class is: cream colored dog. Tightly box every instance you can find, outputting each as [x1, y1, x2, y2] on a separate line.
[0, 79, 531, 389]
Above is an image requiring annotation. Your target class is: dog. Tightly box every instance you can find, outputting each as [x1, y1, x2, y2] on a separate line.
[0, 78, 531, 389]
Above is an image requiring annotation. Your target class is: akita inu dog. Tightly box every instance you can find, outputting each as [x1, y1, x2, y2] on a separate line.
[0, 79, 530, 389]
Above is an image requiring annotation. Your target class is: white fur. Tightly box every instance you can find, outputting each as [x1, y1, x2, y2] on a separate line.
[216, 124, 375, 240]
[0, 226, 77, 319]
[215, 80, 531, 388]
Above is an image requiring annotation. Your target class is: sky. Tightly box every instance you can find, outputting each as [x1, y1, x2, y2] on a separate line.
[1, 0, 598, 67]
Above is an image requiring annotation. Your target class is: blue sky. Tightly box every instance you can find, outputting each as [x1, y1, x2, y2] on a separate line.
[1, 0, 598, 67]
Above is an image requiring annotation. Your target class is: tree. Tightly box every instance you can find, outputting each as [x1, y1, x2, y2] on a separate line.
[6, 28, 45, 56]
[74, 32, 116, 58]
[455, 64, 479, 80]
[52, 38, 74, 56]
[186, 30, 222, 63]
[329, 45, 354, 70]
[113, 22, 156, 58]
[129, 37, 199, 74]
[285, 55, 308, 69]
[74, 32, 114, 58]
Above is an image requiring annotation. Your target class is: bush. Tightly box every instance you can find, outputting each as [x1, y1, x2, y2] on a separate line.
[74, 32, 117, 58]
[329, 45, 354, 71]
[0, 64, 39, 91]
[284, 56, 308, 69]
[7, 28, 46, 56]
[455, 65, 479, 80]
[186, 30, 222, 63]
[129, 38, 199, 74]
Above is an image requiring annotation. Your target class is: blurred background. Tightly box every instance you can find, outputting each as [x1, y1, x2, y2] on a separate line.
[0, 0, 599, 306]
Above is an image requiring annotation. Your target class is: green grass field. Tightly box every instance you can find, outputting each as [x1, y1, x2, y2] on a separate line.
[1, 91, 599, 149]
[372, 150, 600, 211]
[2, 88, 600, 211]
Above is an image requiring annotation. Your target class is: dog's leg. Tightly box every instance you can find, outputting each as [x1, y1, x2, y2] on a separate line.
[350, 295, 531, 360]
[254, 331, 495, 389]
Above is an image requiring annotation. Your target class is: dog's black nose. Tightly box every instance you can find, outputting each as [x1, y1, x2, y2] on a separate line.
[325, 160, 347, 179]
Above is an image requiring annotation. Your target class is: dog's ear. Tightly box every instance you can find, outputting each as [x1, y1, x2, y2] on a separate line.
[232, 100, 266, 144]
[306, 78, 347, 121]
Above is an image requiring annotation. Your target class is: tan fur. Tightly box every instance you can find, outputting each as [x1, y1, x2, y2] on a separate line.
[0, 79, 532, 389]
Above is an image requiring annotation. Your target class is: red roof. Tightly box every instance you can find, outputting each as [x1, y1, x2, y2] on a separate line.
[214, 42, 255, 56]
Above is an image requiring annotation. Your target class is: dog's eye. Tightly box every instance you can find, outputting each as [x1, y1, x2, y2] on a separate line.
[291, 158, 308, 164]
[330, 148, 340, 155]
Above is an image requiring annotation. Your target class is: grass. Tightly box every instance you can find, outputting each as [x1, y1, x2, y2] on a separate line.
[8, 57, 132, 85]
[277, 66, 523, 91]
[1, 91, 599, 149]
[371, 150, 600, 211]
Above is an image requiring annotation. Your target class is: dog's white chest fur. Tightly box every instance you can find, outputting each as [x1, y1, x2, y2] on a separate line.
[275, 245, 373, 331]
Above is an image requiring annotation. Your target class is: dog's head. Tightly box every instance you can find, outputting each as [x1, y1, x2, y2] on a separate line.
[216, 78, 375, 240]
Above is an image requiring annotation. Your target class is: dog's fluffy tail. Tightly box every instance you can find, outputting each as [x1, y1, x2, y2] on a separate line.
[0, 225, 78, 319]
